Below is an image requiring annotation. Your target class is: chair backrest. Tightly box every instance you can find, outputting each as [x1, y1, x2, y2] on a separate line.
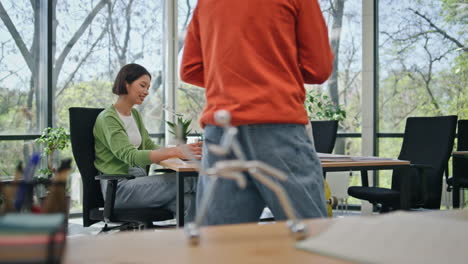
[69, 107, 104, 227]
[391, 116, 457, 209]
[457, 120, 468, 151]
[453, 119, 468, 181]
[310, 120, 338, 153]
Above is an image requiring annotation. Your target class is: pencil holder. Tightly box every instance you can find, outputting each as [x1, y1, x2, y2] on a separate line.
[0, 179, 67, 216]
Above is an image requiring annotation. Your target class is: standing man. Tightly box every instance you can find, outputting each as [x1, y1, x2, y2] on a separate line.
[181, 0, 334, 225]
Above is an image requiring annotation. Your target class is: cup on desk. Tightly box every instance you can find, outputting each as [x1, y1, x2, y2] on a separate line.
[186, 136, 203, 160]
[186, 136, 201, 144]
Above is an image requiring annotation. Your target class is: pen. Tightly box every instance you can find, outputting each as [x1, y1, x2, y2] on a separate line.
[14, 153, 40, 211]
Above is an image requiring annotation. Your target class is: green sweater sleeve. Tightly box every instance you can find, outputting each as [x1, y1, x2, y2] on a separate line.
[94, 108, 151, 171]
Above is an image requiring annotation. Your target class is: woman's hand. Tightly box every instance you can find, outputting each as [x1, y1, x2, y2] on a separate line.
[177, 141, 203, 160]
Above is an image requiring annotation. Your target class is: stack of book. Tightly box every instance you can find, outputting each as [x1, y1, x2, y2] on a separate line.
[0, 213, 66, 264]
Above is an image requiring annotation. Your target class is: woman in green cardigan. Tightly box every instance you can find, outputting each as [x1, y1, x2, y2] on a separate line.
[93, 63, 202, 221]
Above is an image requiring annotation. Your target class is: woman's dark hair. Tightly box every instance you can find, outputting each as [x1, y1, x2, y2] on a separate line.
[112, 63, 152, 95]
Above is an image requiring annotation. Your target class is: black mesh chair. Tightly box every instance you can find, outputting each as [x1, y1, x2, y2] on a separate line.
[447, 119, 468, 208]
[69, 107, 173, 230]
[310, 120, 338, 153]
[348, 116, 457, 212]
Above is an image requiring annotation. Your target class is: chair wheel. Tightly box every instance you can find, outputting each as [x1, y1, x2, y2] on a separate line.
[327, 196, 338, 209]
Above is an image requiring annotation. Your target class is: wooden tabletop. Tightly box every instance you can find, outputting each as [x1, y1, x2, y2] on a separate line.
[159, 157, 410, 172]
[65, 219, 349, 264]
[159, 159, 199, 172]
[321, 159, 410, 168]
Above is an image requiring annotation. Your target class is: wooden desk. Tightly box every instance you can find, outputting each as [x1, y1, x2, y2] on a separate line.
[160, 157, 410, 227]
[159, 159, 199, 172]
[321, 158, 411, 212]
[159, 160, 199, 227]
[321, 159, 410, 192]
[65, 218, 349, 264]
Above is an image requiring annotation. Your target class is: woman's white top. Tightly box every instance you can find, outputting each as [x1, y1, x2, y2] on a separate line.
[117, 111, 142, 148]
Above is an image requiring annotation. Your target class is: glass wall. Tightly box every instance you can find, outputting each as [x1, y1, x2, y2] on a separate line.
[54, 0, 165, 133]
[0, 0, 165, 214]
[0, 0, 47, 189]
[378, 0, 467, 188]
[379, 0, 467, 131]
[1, 0, 466, 214]
[316, 0, 363, 138]
[377, 138, 403, 189]
[0, 141, 38, 177]
[0, 1, 45, 137]
[176, 0, 364, 145]
[177, 0, 204, 135]
[57, 0, 165, 212]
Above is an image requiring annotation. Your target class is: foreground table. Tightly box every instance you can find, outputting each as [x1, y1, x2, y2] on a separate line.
[65, 219, 348, 264]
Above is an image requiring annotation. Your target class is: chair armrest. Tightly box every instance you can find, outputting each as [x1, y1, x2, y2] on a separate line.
[102, 179, 118, 222]
[94, 174, 134, 222]
[153, 169, 174, 174]
[95, 174, 135, 180]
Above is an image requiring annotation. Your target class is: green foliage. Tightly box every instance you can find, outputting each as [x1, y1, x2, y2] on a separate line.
[440, 0, 468, 24]
[177, 83, 205, 134]
[304, 89, 346, 121]
[166, 116, 192, 140]
[35, 127, 70, 176]
[36, 127, 70, 155]
[56, 80, 115, 129]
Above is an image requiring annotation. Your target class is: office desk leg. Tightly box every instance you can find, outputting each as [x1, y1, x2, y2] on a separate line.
[360, 170, 369, 187]
[399, 173, 411, 210]
[176, 171, 184, 228]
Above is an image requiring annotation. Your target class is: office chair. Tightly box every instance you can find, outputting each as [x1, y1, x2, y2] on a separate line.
[69, 107, 173, 230]
[310, 120, 338, 153]
[447, 119, 468, 208]
[348, 116, 457, 212]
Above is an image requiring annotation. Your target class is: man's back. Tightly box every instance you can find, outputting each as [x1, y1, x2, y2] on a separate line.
[181, 0, 333, 127]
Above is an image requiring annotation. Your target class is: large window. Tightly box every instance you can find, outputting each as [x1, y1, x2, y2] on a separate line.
[316, 0, 363, 157]
[176, 0, 364, 145]
[0, 141, 38, 177]
[0, 0, 47, 186]
[1, 0, 466, 214]
[177, 0, 204, 135]
[54, 0, 165, 133]
[0, 1, 46, 135]
[0, 0, 165, 214]
[378, 0, 467, 187]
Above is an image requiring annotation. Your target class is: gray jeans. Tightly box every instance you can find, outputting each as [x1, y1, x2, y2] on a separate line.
[101, 167, 197, 222]
[197, 124, 327, 226]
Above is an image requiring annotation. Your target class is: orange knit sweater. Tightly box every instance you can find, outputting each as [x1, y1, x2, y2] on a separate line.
[181, 0, 334, 127]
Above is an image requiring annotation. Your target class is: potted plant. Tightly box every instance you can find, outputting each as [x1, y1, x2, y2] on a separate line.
[34, 127, 70, 203]
[35, 127, 70, 176]
[166, 115, 193, 143]
[304, 89, 346, 121]
[304, 89, 346, 153]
